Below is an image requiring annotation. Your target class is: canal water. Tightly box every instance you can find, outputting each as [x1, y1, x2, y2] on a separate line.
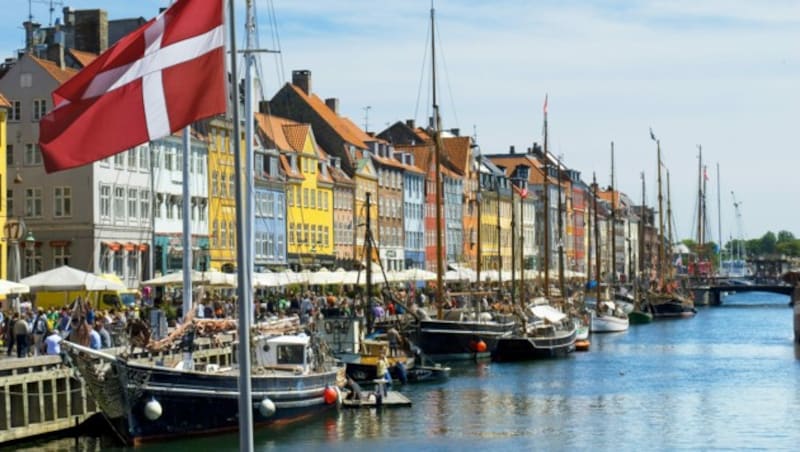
[10, 291, 800, 451]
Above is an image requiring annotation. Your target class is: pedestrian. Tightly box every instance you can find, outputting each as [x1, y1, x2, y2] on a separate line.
[96, 320, 112, 348]
[89, 323, 102, 350]
[4, 313, 17, 356]
[14, 314, 30, 357]
[44, 329, 62, 355]
[31, 308, 49, 356]
[386, 327, 401, 357]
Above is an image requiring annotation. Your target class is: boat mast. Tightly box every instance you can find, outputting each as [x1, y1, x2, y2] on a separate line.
[230, 0, 254, 448]
[431, 3, 445, 319]
[586, 178, 593, 286]
[639, 172, 646, 279]
[366, 192, 373, 317]
[556, 156, 565, 303]
[716, 162, 722, 273]
[519, 183, 525, 305]
[696, 145, 703, 251]
[511, 179, 517, 304]
[610, 142, 616, 292]
[593, 172, 601, 303]
[542, 97, 550, 298]
[654, 132, 664, 287]
[476, 154, 482, 286]
[667, 169, 674, 281]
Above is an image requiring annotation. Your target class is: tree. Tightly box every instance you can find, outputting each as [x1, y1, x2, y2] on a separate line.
[777, 230, 796, 244]
[760, 231, 777, 255]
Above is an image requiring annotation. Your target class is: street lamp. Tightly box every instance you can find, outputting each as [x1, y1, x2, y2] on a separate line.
[24, 230, 35, 276]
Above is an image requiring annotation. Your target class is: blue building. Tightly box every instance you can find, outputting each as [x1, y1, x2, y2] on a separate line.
[398, 152, 425, 269]
[253, 138, 287, 271]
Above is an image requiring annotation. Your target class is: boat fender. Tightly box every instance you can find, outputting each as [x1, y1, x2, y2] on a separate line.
[323, 386, 339, 405]
[144, 398, 162, 421]
[258, 398, 276, 417]
[470, 340, 487, 353]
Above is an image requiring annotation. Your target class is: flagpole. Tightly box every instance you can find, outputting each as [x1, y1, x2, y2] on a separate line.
[181, 125, 193, 367]
[229, 0, 255, 449]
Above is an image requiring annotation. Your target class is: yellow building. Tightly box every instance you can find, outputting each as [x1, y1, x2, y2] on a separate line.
[207, 117, 237, 272]
[353, 152, 379, 266]
[256, 113, 334, 269]
[0, 93, 9, 280]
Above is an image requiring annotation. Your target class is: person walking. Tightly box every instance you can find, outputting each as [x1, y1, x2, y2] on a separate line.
[4, 313, 17, 356]
[31, 308, 49, 356]
[14, 314, 30, 357]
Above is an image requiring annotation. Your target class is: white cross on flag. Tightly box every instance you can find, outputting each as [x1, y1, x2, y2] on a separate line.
[39, 0, 225, 173]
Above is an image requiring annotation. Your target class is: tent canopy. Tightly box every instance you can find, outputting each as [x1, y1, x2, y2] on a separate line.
[20, 265, 128, 292]
[0, 279, 30, 296]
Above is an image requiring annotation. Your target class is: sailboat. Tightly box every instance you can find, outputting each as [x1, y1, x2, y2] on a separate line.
[644, 131, 696, 318]
[61, 1, 344, 445]
[589, 170, 629, 333]
[397, 3, 514, 361]
[627, 172, 653, 324]
[491, 99, 576, 361]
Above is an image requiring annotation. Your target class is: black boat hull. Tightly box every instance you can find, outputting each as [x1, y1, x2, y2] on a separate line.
[492, 329, 577, 362]
[412, 318, 515, 361]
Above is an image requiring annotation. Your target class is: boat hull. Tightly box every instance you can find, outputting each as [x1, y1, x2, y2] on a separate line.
[492, 328, 577, 362]
[590, 313, 630, 333]
[67, 347, 342, 445]
[628, 310, 653, 324]
[650, 301, 697, 318]
[413, 318, 514, 361]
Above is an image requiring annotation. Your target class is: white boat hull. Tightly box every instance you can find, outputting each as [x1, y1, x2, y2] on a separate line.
[590, 312, 629, 333]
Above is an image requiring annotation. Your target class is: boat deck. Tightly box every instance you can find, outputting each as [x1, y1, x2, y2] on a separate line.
[341, 390, 412, 408]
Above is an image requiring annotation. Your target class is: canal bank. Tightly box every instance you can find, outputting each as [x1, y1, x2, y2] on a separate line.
[8, 291, 800, 451]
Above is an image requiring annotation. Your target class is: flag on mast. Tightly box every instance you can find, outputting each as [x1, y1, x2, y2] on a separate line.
[543, 94, 548, 115]
[39, 0, 226, 173]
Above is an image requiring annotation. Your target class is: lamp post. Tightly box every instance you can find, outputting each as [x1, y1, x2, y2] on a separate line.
[24, 230, 36, 277]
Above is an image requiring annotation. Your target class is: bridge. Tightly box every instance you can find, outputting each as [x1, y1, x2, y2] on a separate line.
[707, 284, 794, 305]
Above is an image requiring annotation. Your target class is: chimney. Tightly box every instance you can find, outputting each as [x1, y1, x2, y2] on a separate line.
[46, 43, 65, 69]
[23, 21, 40, 53]
[292, 69, 312, 95]
[73, 9, 108, 54]
[258, 100, 270, 114]
[450, 128, 460, 137]
[325, 98, 339, 114]
[405, 119, 415, 129]
[509, 145, 516, 154]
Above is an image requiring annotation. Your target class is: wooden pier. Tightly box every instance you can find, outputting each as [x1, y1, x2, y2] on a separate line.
[0, 337, 234, 444]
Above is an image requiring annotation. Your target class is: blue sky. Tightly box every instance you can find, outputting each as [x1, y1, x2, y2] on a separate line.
[2, 0, 799, 244]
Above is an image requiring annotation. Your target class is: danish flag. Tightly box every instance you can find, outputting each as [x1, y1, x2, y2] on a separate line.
[39, 0, 226, 173]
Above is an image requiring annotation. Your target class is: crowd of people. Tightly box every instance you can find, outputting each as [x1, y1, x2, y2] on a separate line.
[0, 305, 135, 358]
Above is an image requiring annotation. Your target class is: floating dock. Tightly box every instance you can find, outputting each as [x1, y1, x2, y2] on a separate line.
[341, 390, 412, 408]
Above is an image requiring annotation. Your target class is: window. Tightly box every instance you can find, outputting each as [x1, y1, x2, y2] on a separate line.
[7, 189, 13, 216]
[289, 222, 295, 244]
[318, 191, 324, 210]
[127, 250, 138, 281]
[53, 245, 71, 267]
[6, 144, 13, 165]
[128, 149, 137, 169]
[114, 186, 125, 221]
[165, 148, 174, 171]
[198, 200, 206, 221]
[303, 188, 309, 208]
[128, 188, 138, 219]
[24, 248, 42, 277]
[212, 220, 218, 247]
[9, 100, 20, 121]
[266, 192, 274, 217]
[54, 186, 72, 217]
[25, 187, 42, 217]
[139, 146, 150, 170]
[310, 189, 316, 209]
[212, 171, 218, 196]
[140, 190, 150, 221]
[24, 144, 42, 165]
[114, 152, 125, 169]
[100, 185, 111, 219]
[165, 197, 174, 219]
[176, 149, 183, 171]
[32, 98, 46, 121]
[220, 222, 227, 249]
[228, 173, 235, 198]
[152, 148, 161, 168]
[114, 251, 124, 276]
[277, 194, 284, 219]
[229, 221, 235, 247]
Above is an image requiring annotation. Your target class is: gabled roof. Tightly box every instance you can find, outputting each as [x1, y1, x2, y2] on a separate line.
[0, 92, 9, 109]
[328, 164, 355, 185]
[441, 136, 471, 176]
[286, 84, 367, 149]
[396, 144, 433, 173]
[279, 154, 304, 181]
[29, 54, 79, 84]
[282, 123, 310, 152]
[68, 48, 97, 68]
[488, 154, 560, 186]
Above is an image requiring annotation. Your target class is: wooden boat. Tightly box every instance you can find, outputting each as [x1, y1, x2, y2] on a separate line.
[492, 303, 577, 361]
[62, 325, 344, 445]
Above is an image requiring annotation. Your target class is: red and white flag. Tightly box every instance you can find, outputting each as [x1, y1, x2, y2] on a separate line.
[39, 0, 226, 173]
